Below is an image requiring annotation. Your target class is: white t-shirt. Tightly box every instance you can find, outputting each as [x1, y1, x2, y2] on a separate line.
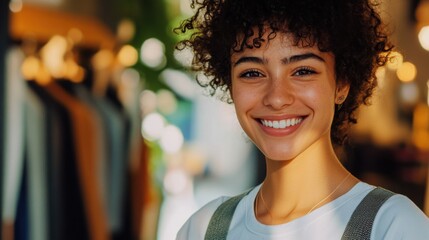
[177, 182, 429, 239]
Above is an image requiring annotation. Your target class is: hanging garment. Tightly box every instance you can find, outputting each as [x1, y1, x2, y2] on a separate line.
[2, 47, 26, 239]
[24, 87, 48, 240]
[28, 81, 89, 240]
[44, 82, 110, 240]
[73, 83, 128, 234]
[14, 158, 29, 240]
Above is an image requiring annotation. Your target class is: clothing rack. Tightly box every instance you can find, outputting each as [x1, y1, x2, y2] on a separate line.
[2, 4, 154, 240]
[10, 3, 116, 49]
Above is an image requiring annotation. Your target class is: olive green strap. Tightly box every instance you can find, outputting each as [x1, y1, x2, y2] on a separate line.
[205, 187, 395, 240]
[341, 187, 395, 240]
[204, 190, 250, 240]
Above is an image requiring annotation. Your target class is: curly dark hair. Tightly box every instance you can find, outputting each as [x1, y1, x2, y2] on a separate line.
[176, 0, 393, 145]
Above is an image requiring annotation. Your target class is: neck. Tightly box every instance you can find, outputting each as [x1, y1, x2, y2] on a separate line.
[264, 137, 342, 190]
[256, 139, 358, 224]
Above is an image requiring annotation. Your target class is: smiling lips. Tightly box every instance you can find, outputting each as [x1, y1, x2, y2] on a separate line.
[260, 117, 303, 129]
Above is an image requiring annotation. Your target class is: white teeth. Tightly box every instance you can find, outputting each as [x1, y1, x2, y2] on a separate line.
[261, 118, 303, 129]
[273, 121, 279, 128]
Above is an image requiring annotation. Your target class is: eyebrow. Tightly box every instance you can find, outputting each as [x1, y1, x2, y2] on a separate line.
[233, 52, 325, 66]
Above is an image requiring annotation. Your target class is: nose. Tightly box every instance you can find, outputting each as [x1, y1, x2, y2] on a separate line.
[262, 77, 294, 109]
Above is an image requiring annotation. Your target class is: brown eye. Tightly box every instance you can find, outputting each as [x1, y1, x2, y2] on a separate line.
[293, 67, 316, 76]
[240, 69, 264, 78]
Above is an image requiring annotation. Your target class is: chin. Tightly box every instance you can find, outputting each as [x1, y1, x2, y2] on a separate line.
[260, 149, 298, 162]
[252, 140, 297, 161]
[266, 156, 296, 162]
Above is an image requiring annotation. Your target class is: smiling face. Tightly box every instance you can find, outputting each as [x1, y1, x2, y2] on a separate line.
[231, 33, 349, 162]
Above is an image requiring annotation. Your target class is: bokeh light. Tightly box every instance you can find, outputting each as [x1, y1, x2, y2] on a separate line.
[117, 18, 135, 43]
[21, 56, 40, 80]
[118, 45, 138, 67]
[418, 26, 429, 51]
[159, 125, 184, 154]
[399, 82, 420, 105]
[40, 35, 68, 78]
[396, 61, 417, 82]
[140, 90, 158, 116]
[141, 112, 166, 141]
[9, 0, 23, 13]
[157, 89, 177, 115]
[140, 38, 166, 69]
[92, 49, 115, 70]
[121, 68, 140, 86]
[163, 168, 189, 195]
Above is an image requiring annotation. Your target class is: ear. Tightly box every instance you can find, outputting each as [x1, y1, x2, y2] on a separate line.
[335, 82, 350, 104]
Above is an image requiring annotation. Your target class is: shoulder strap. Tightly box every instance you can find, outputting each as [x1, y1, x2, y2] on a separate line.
[204, 190, 251, 240]
[341, 187, 395, 240]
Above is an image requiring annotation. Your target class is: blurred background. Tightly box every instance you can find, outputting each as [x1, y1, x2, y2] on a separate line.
[0, 0, 428, 239]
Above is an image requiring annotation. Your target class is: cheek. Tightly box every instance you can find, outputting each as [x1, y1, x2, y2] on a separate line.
[300, 87, 323, 102]
[232, 85, 254, 105]
[231, 86, 257, 126]
[231, 87, 245, 112]
[232, 94, 249, 119]
[300, 85, 335, 110]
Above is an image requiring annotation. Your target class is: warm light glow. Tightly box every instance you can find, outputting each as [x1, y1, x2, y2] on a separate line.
[416, 1, 429, 24]
[21, 56, 41, 80]
[140, 38, 166, 69]
[399, 82, 419, 105]
[159, 125, 184, 153]
[157, 89, 178, 115]
[118, 45, 138, 67]
[21, 56, 52, 85]
[141, 112, 165, 141]
[41, 35, 68, 78]
[92, 49, 115, 70]
[35, 65, 52, 85]
[182, 146, 206, 175]
[67, 28, 83, 45]
[412, 103, 429, 150]
[117, 19, 135, 43]
[396, 61, 417, 82]
[65, 60, 85, 83]
[72, 68, 85, 83]
[414, 104, 429, 128]
[9, 0, 23, 13]
[386, 51, 403, 70]
[418, 26, 429, 51]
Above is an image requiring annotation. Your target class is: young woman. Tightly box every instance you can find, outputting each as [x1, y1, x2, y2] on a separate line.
[175, 0, 429, 239]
